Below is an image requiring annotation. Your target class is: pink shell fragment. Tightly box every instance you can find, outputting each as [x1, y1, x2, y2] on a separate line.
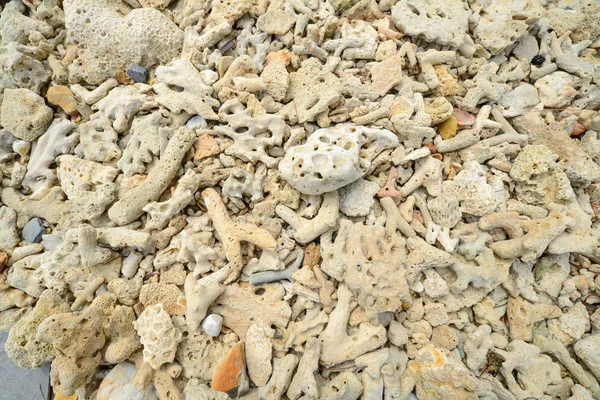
[453, 108, 476, 127]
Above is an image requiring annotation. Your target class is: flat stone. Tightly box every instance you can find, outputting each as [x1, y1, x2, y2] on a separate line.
[46, 85, 79, 117]
[22, 218, 46, 243]
[127, 64, 149, 83]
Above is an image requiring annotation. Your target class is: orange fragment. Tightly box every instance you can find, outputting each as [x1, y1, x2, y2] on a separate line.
[47, 86, 79, 117]
[212, 342, 247, 394]
[194, 134, 220, 160]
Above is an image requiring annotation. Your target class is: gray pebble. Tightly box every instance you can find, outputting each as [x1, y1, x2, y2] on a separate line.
[127, 64, 148, 83]
[22, 218, 45, 243]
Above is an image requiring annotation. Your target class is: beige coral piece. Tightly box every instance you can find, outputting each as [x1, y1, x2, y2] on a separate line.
[1, 88, 53, 141]
[202, 188, 277, 282]
[212, 282, 291, 340]
[400, 346, 478, 399]
[507, 296, 562, 341]
[245, 323, 274, 386]
[318, 284, 386, 366]
[133, 304, 183, 370]
[37, 295, 116, 396]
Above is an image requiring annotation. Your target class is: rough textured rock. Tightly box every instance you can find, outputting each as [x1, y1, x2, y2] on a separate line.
[1, 88, 52, 141]
[64, 0, 183, 84]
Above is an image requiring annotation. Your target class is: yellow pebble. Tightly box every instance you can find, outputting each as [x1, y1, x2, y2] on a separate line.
[438, 116, 458, 140]
[47, 86, 79, 117]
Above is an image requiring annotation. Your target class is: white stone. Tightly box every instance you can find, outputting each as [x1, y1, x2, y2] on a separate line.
[202, 314, 224, 337]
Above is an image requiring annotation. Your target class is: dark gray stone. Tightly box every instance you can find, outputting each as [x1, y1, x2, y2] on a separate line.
[22, 218, 45, 243]
[127, 64, 149, 83]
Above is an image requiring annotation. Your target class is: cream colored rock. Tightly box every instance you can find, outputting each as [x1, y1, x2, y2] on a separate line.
[442, 161, 497, 217]
[174, 316, 234, 381]
[258, 354, 298, 400]
[514, 112, 600, 186]
[279, 58, 343, 124]
[339, 179, 380, 217]
[1, 88, 52, 141]
[133, 304, 183, 370]
[246, 323, 275, 386]
[575, 335, 600, 381]
[4, 289, 70, 369]
[507, 296, 561, 341]
[287, 337, 321, 400]
[93, 84, 157, 134]
[202, 188, 278, 282]
[256, 9, 295, 35]
[105, 306, 142, 364]
[0, 206, 20, 255]
[22, 119, 78, 199]
[319, 371, 363, 400]
[183, 268, 227, 330]
[276, 191, 339, 244]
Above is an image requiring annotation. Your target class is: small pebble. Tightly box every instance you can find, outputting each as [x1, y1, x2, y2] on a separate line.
[438, 116, 458, 140]
[186, 115, 208, 130]
[571, 121, 586, 137]
[531, 54, 546, 67]
[22, 217, 46, 243]
[202, 314, 224, 337]
[47, 85, 79, 117]
[127, 64, 149, 83]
